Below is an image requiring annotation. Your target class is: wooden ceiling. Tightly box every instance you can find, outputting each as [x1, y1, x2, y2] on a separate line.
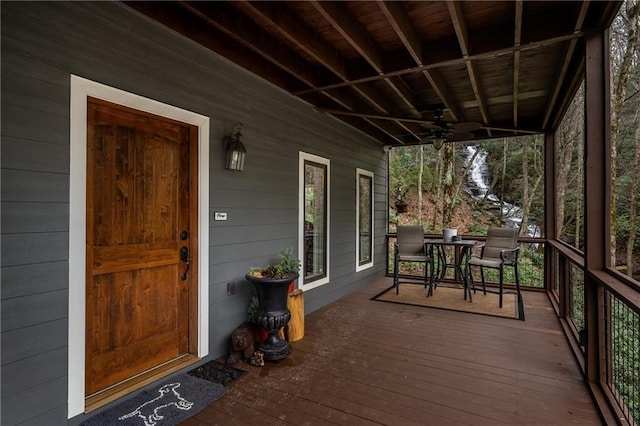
[127, 1, 621, 147]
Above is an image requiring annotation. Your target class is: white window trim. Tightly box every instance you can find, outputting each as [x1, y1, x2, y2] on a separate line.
[298, 152, 330, 291]
[68, 75, 210, 417]
[356, 168, 374, 272]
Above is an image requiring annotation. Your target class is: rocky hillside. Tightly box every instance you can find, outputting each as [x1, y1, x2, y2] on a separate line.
[393, 190, 502, 235]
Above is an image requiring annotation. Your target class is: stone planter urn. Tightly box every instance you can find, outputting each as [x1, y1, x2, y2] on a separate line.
[245, 273, 298, 362]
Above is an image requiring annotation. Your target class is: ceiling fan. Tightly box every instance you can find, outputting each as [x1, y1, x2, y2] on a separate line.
[419, 108, 481, 149]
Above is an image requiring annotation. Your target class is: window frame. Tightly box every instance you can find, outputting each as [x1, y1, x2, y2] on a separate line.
[356, 168, 374, 271]
[298, 152, 330, 290]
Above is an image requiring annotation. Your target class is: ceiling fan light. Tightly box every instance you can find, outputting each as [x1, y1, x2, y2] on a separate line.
[433, 138, 445, 150]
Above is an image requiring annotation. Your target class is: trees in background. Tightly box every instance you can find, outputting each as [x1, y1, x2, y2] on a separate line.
[441, 142, 456, 227]
[610, 0, 639, 276]
[552, 0, 639, 274]
[519, 136, 544, 238]
[389, 135, 544, 234]
[555, 84, 585, 250]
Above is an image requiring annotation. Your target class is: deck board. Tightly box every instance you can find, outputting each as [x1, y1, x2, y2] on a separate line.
[183, 277, 601, 425]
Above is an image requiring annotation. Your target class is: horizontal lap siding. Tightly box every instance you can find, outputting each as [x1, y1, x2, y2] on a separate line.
[1, 2, 387, 423]
[2, 261, 69, 300]
[2, 3, 73, 418]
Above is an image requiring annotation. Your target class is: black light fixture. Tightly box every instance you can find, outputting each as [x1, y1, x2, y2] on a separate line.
[432, 137, 445, 150]
[224, 122, 246, 171]
[419, 108, 480, 149]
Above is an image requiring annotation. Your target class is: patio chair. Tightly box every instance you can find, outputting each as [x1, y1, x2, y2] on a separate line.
[468, 227, 520, 308]
[393, 226, 435, 295]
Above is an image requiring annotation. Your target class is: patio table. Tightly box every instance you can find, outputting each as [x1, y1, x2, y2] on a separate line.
[425, 239, 477, 302]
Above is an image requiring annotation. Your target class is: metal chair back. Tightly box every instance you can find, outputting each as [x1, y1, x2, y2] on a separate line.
[483, 227, 518, 261]
[397, 226, 426, 256]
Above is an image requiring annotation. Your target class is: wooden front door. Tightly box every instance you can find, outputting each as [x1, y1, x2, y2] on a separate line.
[85, 98, 198, 395]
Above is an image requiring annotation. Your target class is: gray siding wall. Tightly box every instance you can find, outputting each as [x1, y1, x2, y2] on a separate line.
[1, 2, 387, 424]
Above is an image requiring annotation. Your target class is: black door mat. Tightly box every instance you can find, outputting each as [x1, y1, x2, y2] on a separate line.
[80, 373, 226, 426]
[187, 360, 248, 387]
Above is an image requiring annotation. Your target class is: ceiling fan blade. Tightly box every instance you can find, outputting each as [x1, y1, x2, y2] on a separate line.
[446, 131, 475, 141]
[420, 122, 443, 130]
[451, 121, 482, 132]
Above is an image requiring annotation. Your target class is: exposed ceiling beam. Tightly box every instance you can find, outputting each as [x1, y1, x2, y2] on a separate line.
[295, 27, 585, 97]
[309, 1, 422, 138]
[422, 68, 461, 122]
[181, 2, 318, 87]
[378, 0, 458, 120]
[377, 1, 423, 66]
[160, 2, 362, 115]
[311, 1, 422, 120]
[542, 0, 591, 129]
[240, 1, 415, 140]
[125, 1, 305, 93]
[462, 90, 547, 108]
[481, 125, 539, 135]
[310, 1, 383, 73]
[362, 117, 409, 145]
[447, 1, 490, 128]
[513, 1, 523, 128]
[384, 76, 421, 116]
[314, 107, 442, 124]
[310, 1, 419, 115]
[314, 107, 541, 135]
[335, 114, 403, 146]
[128, 1, 621, 147]
[239, 1, 348, 80]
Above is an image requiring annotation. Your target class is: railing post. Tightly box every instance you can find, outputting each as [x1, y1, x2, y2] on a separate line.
[583, 29, 611, 385]
[543, 130, 559, 303]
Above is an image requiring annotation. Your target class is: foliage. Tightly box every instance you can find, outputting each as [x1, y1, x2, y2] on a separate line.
[389, 207, 398, 228]
[390, 137, 545, 236]
[573, 290, 640, 424]
[389, 145, 434, 196]
[467, 219, 487, 235]
[527, 249, 544, 268]
[609, 0, 640, 277]
[610, 298, 640, 423]
[571, 281, 585, 331]
[247, 295, 259, 324]
[555, 84, 586, 251]
[248, 247, 300, 279]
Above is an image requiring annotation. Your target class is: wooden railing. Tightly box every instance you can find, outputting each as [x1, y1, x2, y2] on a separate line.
[549, 240, 640, 425]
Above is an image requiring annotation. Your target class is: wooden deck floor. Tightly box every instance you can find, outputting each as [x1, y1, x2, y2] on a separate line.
[184, 277, 602, 425]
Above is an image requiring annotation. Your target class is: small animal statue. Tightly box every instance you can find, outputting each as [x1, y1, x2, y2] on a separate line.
[118, 382, 193, 426]
[249, 351, 265, 367]
[226, 322, 258, 365]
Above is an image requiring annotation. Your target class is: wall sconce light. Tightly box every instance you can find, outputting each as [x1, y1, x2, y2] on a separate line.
[224, 122, 246, 171]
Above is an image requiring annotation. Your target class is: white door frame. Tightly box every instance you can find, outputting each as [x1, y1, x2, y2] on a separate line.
[68, 75, 210, 417]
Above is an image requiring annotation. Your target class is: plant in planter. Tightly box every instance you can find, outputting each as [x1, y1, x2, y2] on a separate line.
[247, 247, 300, 280]
[245, 247, 300, 362]
[247, 295, 268, 342]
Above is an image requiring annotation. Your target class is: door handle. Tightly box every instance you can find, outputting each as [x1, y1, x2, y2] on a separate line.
[180, 246, 190, 280]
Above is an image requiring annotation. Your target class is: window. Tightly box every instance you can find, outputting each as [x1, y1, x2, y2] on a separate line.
[356, 168, 374, 271]
[299, 152, 330, 290]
